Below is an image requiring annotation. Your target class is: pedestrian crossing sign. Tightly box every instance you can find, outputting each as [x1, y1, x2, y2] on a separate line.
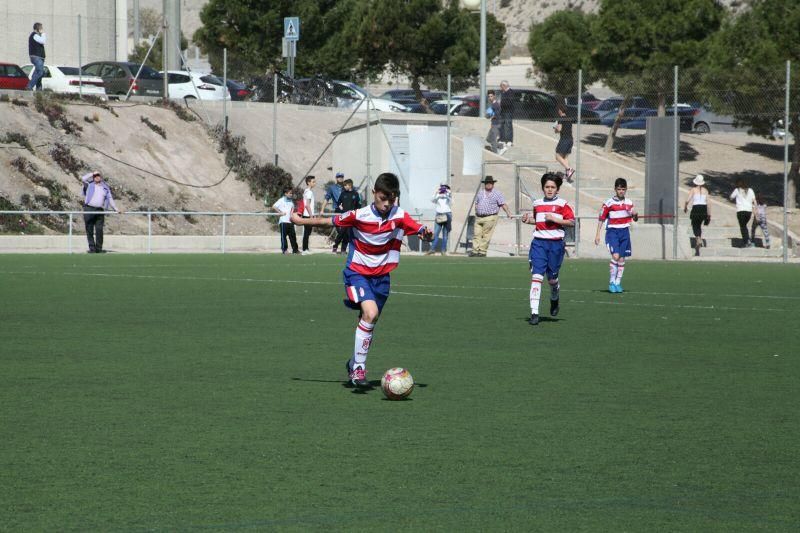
[284, 17, 300, 41]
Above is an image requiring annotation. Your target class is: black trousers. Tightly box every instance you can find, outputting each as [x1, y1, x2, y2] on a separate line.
[689, 205, 707, 239]
[736, 211, 752, 244]
[334, 227, 350, 252]
[279, 222, 299, 253]
[83, 205, 105, 251]
[500, 117, 514, 143]
[302, 217, 312, 251]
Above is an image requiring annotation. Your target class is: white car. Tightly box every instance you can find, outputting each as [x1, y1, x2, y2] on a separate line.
[21, 64, 107, 98]
[161, 70, 230, 101]
[430, 98, 466, 115]
[332, 81, 408, 113]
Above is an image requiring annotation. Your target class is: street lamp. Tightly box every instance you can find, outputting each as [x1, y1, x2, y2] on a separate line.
[463, 0, 487, 118]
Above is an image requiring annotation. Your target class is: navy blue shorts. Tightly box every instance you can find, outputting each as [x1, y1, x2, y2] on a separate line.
[605, 227, 632, 257]
[556, 138, 573, 155]
[342, 270, 391, 312]
[529, 238, 566, 279]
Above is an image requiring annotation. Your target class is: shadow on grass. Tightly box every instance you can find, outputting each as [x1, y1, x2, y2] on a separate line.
[291, 377, 427, 396]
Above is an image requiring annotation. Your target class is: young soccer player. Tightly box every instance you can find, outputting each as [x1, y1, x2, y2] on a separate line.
[291, 172, 433, 388]
[521, 172, 575, 326]
[594, 177, 638, 293]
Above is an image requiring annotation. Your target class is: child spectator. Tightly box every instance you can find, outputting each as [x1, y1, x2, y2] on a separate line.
[595, 178, 638, 293]
[730, 179, 757, 247]
[428, 184, 452, 255]
[521, 172, 575, 326]
[750, 193, 771, 249]
[291, 173, 432, 388]
[301, 175, 316, 255]
[271, 186, 299, 254]
[334, 179, 362, 254]
[486, 90, 504, 154]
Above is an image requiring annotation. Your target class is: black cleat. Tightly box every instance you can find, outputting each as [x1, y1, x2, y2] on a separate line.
[528, 313, 540, 326]
[550, 298, 559, 317]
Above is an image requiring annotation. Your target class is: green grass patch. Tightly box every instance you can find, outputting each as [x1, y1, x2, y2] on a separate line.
[0, 255, 797, 530]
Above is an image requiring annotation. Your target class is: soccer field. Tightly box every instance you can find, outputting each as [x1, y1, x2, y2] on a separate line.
[1, 254, 798, 530]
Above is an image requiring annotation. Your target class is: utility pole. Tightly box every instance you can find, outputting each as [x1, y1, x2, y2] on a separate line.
[163, 0, 181, 70]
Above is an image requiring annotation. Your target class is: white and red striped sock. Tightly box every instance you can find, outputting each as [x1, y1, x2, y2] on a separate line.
[615, 259, 625, 284]
[609, 261, 618, 284]
[530, 274, 543, 314]
[353, 319, 375, 367]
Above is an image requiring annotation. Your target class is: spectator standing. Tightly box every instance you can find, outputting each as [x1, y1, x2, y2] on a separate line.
[485, 90, 505, 154]
[498, 80, 514, 149]
[26, 22, 46, 91]
[730, 178, 757, 247]
[683, 175, 711, 257]
[427, 184, 452, 255]
[554, 104, 575, 182]
[750, 193, 771, 249]
[272, 186, 299, 254]
[301, 175, 316, 255]
[471, 176, 512, 257]
[323, 172, 345, 253]
[334, 178, 362, 254]
[81, 171, 121, 253]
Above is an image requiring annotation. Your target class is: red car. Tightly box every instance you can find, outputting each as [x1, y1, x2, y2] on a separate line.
[0, 62, 29, 90]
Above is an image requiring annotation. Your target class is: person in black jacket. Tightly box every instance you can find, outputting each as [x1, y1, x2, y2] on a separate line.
[26, 22, 46, 91]
[498, 80, 514, 148]
[334, 179, 362, 254]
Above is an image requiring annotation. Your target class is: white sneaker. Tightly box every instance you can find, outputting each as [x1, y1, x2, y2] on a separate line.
[505, 142, 513, 148]
[498, 146, 508, 155]
[301, 250, 312, 255]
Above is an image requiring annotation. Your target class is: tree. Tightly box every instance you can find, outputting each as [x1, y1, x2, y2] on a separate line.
[703, 0, 800, 208]
[528, 10, 598, 97]
[129, 32, 190, 69]
[590, 0, 725, 151]
[346, 0, 506, 104]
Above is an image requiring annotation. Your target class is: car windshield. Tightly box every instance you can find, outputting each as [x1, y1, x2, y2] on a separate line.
[59, 67, 80, 75]
[200, 75, 223, 86]
[130, 64, 162, 80]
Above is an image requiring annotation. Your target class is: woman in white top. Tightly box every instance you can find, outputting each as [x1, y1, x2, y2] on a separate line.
[428, 184, 453, 255]
[684, 174, 711, 257]
[730, 178, 757, 247]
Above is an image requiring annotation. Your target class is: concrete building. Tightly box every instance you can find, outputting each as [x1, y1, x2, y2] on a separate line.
[0, 0, 127, 67]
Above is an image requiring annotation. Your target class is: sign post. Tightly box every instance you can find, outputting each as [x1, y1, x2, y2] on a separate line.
[283, 17, 299, 78]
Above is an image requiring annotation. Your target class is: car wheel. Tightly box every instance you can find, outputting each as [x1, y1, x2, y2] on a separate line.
[694, 122, 710, 134]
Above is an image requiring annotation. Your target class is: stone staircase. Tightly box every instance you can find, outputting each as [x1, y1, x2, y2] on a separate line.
[682, 223, 785, 259]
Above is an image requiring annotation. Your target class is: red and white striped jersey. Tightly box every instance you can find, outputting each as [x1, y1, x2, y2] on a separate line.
[333, 205, 424, 276]
[599, 196, 635, 228]
[531, 197, 575, 240]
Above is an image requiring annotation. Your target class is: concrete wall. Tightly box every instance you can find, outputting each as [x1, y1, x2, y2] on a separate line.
[0, 0, 126, 67]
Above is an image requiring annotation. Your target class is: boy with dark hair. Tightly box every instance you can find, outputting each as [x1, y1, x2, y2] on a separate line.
[272, 186, 299, 254]
[334, 178, 362, 254]
[301, 175, 316, 255]
[521, 172, 575, 326]
[486, 90, 504, 154]
[291, 172, 433, 388]
[595, 177, 638, 293]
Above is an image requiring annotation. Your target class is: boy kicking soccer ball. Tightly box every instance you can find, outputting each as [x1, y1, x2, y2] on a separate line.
[521, 172, 575, 326]
[291, 172, 433, 388]
[594, 177, 638, 293]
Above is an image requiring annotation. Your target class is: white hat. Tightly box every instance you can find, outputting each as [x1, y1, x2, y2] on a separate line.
[693, 174, 705, 186]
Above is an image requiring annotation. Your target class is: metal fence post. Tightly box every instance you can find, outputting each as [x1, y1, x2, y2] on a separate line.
[221, 213, 227, 253]
[78, 15, 82, 100]
[366, 80, 372, 185]
[273, 72, 278, 166]
[783, 60, 791, 264]
[446, 73, 451, 187]
[672, 65, 679, 260]
[147, 211, 152, 254]
[575, 69, 582, 256]
[68, 213, 73, 253]
[223, 48, 228, 132]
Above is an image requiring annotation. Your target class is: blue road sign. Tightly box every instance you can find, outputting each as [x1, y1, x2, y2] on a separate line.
[284, 17, 300, 41]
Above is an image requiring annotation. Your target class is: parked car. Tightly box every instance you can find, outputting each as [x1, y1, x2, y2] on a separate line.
[160, 70, 229, 101]
[675, 103, 744, 134]
[459, 89, 600, 122]
[225, 78, 251, 101]
[329, 81, 407, 112]
[379, 89, 447, 104]
[602, 106, 695, 131]
[564, 92, 601, 109]
[0, 62, 29, 90]
[21, 64, 106, 98]
[82, 61, 164, 98]
[430, 98, 466, 115]
[594, 96, 653, 114]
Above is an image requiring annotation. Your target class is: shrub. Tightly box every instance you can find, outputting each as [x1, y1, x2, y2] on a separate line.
[49, 143, 87, 177]
[0, 132, 35, 154]
[141, 116, 166, 139]
[33, 93, 82, 135]
[160, 99, 196, 122]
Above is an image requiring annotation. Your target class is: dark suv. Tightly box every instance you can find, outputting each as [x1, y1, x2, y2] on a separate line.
[82, 61, 164, 98]
[459, 88, 599, 122]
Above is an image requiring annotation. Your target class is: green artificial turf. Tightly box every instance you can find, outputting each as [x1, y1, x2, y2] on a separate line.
[0, 254, 798, 531]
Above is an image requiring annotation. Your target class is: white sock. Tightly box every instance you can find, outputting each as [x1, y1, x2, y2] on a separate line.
[549, 278, 560, 300]
[353, 319, 374, 368]
[609, 261, 618, 284]
[615, 260, 625, 285]
[530, 274, 543, 314]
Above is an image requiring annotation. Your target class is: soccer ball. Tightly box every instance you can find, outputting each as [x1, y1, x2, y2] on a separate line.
[381, 368, 414, 400]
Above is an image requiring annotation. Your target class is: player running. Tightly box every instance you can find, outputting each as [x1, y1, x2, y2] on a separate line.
[521, 172, 575, 326]
[595, 177, 638, 293]
[291, 172, 433, 389]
